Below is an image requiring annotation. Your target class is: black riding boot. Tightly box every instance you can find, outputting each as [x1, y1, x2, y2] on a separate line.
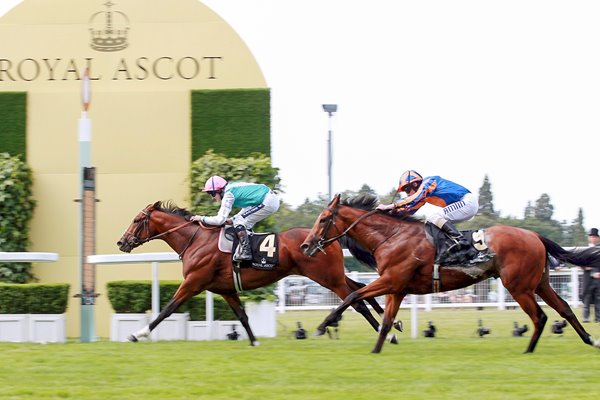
[234, 226, 252, 261]
[440, 221, 470, 253]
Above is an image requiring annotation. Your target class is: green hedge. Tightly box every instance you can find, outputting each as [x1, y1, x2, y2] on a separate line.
[191, 88, 270, 160]
[0, 283, 70, 314]
[106, 281, 237, 320]
[0, 92, 27, 157]
[0, 153, 36, 283]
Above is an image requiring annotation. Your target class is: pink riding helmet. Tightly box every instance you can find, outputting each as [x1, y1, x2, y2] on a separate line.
[202, 175, 228, 193]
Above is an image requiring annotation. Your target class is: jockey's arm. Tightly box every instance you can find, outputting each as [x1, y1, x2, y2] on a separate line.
[195, 192, 235, 225]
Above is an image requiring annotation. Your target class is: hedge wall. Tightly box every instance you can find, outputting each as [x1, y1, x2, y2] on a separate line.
[0, 92, 27, 157]
[191, 88, 270, 160]
[0, 283, 70, 314]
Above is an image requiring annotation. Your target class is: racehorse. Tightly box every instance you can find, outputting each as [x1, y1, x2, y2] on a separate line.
[116, 201, 385, 345]
[300, 193, 600, 354]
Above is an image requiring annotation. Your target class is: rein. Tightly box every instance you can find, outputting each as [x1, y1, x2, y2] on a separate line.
[317, 209, 380, 251]
[131, 209, 220, 258]
[142, 220, 196, 243]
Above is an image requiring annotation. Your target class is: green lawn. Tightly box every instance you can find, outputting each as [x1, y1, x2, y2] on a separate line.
[1, 307, 599, 400]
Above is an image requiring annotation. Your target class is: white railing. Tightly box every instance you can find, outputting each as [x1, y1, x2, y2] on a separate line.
[277, 268, 583, 311]
[0, 252, 59, 263]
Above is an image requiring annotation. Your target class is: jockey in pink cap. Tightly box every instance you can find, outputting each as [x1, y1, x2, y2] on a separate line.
[191, 175, 280, 261]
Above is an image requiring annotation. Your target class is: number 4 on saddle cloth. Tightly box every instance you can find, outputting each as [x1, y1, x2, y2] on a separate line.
[218, 226, 279, 270]
[424, 224, 495, 266]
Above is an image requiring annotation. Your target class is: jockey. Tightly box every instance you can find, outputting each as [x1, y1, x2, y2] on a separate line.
[190, 175, 280, 261]
[376, 170, 478, 255]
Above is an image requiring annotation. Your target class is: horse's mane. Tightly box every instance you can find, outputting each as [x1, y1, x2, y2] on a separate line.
[340, 193, 422, 223]
[155, 200, 193, 219]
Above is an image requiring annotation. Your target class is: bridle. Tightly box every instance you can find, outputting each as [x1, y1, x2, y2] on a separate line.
[314, 205, 379, 254]
[124, 207, 205, 259]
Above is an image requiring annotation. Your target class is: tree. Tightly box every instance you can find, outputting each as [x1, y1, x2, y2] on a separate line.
[534, 193, 554, 222]
[478, 174, 497, 217]
[524, 201, 535, 219]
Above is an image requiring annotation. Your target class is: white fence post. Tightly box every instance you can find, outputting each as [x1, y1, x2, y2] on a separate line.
[570, 267, 580, 307]
[277, 280, 286, 314]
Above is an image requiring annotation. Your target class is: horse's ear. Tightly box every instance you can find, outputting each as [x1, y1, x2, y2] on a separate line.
[330, 193, 341, 207]
[152, 201, 161, 209]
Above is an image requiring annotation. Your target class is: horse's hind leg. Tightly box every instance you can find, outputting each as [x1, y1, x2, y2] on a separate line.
[510, 290, 547, 353]
[222, 293, 259, 346]
[535, 280, 596, 348]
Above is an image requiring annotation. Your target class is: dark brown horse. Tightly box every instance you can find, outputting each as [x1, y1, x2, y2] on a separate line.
[300, 193, 600, 354]
[116, 201, 385, 345]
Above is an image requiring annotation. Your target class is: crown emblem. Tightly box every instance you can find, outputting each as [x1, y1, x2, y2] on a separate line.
[89, 1, 130, 52]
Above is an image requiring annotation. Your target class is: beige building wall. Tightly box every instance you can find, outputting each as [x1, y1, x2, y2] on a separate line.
[0, 0, 266, 338]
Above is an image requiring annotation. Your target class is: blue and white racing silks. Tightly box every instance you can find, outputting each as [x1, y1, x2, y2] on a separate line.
[397, 175, 471, 213]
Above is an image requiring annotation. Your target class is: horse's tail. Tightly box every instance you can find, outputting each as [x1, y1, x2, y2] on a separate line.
[539, 235, 600, 267]
[342, 236, 378, 271]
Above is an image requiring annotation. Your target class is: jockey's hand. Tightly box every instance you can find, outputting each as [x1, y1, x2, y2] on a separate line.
[190, 215, 203, 222]
[376, 204, 395, 211]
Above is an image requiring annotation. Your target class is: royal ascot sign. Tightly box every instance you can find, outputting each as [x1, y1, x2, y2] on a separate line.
[0, 1, 223, 83]
[0, 56, 222, 82]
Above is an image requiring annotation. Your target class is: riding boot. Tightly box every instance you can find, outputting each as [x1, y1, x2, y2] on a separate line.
[234, 226, 252, 261]
[440, 221, 470, 253]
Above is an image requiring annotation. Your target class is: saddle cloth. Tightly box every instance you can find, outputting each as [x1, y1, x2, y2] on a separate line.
[424, 224, 495, 266]
[218, 226, 279, 270]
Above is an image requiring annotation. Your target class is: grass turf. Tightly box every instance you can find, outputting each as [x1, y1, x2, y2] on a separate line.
[1, 307, 599, 400]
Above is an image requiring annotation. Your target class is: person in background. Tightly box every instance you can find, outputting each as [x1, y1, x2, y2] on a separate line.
[582, 228, 600, 323]
[376, 170, 478, 257]
[191, 175, 280, 261]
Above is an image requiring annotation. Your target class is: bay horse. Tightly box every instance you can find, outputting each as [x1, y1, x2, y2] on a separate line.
[300, 193, 600, 354]
[116, 201, 385, 345]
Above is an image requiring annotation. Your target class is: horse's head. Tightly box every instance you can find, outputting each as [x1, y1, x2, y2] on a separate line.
[301, 194, 343, 257]
[117, 202, 161, 253]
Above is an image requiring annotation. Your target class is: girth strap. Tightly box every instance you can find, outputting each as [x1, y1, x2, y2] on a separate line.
[233, 262, 244, 293]
[432, 263, 441, 293]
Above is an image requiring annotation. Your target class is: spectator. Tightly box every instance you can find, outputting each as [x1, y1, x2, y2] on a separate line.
[582, 228, 600, 323]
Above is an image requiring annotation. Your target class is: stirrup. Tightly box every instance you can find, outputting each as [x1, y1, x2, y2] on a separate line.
[234, 246, 252, 261]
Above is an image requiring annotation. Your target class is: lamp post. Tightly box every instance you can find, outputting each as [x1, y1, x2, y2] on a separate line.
[322, 104, 337, 201]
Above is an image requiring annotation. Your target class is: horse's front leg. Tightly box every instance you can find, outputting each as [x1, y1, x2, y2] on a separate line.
[372, 293, 403, 353]
[128, 278, 200, 342]
[222, 293, 259, 346]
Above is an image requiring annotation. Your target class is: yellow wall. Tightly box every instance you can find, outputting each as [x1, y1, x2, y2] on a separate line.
[0, 0, 266, 338]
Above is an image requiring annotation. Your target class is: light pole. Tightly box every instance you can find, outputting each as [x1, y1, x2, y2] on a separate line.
[322, 104, 337, 201]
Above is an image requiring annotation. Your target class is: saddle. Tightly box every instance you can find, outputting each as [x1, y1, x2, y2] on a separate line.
[218, 226, 279, 270]
[424, 224, 495, 266]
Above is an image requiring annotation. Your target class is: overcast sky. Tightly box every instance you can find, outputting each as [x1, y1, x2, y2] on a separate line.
[2, 1, 600, 229]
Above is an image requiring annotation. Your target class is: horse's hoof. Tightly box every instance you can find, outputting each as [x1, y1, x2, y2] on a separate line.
[388, 334, 398, 345]
[313, 328, 326, 337]
[393, 320, 403, 332]
[127, 335, 138, 342]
